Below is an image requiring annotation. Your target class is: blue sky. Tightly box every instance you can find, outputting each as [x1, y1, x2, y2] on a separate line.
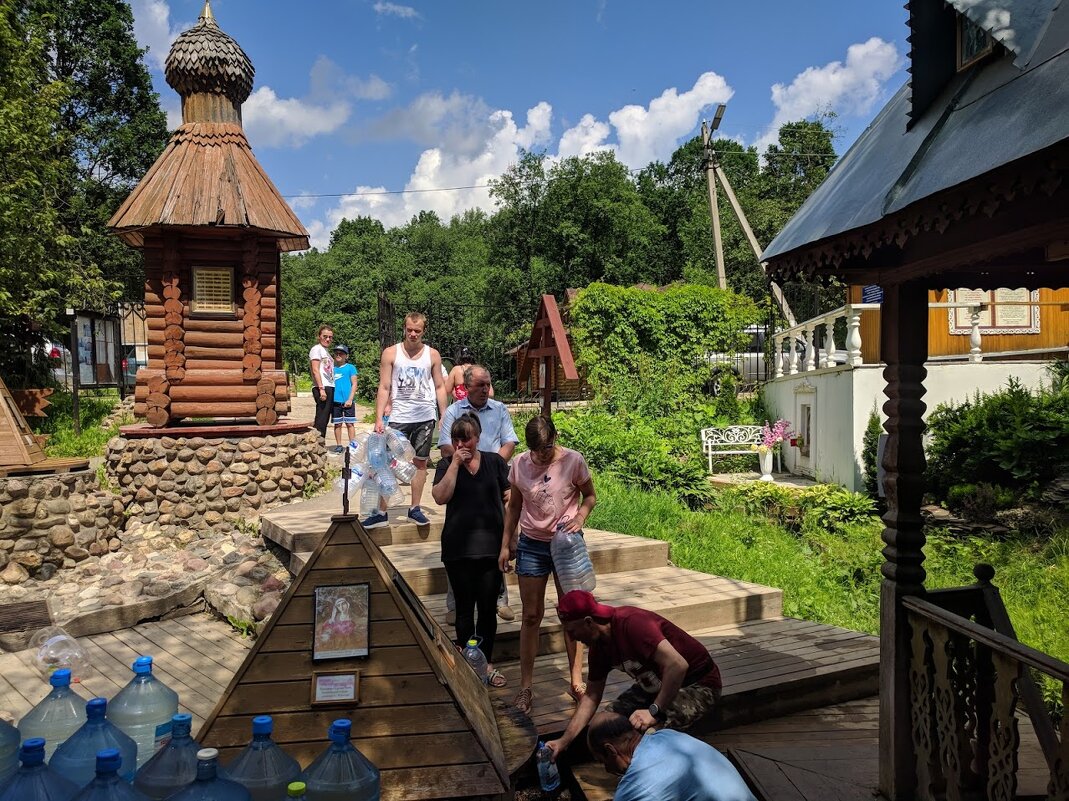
[131, 1, 911, 248]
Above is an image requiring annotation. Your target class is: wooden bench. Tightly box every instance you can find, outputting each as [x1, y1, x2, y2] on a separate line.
[701, 425, 764, 473]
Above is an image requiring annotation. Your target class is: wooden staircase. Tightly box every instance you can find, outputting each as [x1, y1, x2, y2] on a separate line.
[262, 493, 879, 799]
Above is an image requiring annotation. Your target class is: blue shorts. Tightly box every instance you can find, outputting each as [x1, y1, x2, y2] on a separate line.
[516, 533, 556, 578]
[331, 403, 356, 424]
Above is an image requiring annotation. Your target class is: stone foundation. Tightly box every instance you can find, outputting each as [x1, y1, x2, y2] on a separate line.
[105, 429, 326, 536]
[0, 472, 124, 584]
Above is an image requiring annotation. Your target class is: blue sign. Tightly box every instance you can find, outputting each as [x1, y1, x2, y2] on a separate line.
[861, 285, 883, 304]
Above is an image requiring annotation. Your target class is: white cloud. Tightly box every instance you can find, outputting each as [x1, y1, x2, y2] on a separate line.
[288, 193, 320, 211]
[557, 114, 612, 159]
[373, 1, 422, 20]
[244, 87, 351, 148]
[130, 0, 187, 71]
[309, 56, 392, 102]
[367, 91, 497, 155]
[755, 37, 902, 153]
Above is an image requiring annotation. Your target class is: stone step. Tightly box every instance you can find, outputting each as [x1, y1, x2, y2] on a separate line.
[423, 565, 784, 663]
[379, 529, 671, 596]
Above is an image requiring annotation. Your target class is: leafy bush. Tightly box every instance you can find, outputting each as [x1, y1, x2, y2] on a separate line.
[30, 391, 124, 459]
[862, 406, 882, 499]
[718, 482, 876, 532]
[946, 483, 1016, 522]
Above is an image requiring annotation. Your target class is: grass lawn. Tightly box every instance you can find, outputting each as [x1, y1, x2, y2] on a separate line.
[31, 390, 129, 459]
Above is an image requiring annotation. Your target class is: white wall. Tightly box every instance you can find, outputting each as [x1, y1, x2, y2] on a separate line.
[763, 362, 1052, 491]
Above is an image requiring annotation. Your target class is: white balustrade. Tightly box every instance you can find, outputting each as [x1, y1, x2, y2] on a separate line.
[847, 307, 863, 367]
[969, 305, 984, 363]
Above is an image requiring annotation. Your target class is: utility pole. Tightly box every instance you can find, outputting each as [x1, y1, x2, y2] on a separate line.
[701, 113, 727, 291]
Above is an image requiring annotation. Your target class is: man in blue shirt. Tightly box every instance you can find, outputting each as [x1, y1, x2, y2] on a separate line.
[586, 711, 756, 801]
[439, 364, 519, 622]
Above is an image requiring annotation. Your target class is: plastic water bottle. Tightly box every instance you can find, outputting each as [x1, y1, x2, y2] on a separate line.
[461, 639, 489, 684]
[333, 463, 366, 496]
[383, 429, 415, 461]
[107, 656, 179, 769]
[550, 523, 596, 593]
[0, 717, 19, 785]
[388, 458, 417, 484]
[31, 627, 91, 682]
[366, 433, 387, 470]
[18, 668, 87, 761]
[50, 698, 138, 787]
[133, 714, 201, 800]
[536, 741, 560, 792]
[358, 481, 381, 517]
[286, 783, 306, 800]
[375, 469, 404, 507]
[166, 748, 250, 801]
[348, 436, 368, 466]
[300, 720, 380, 801]
[0, 738, 78, 801]
[70, 748, 151, 801]
[225, 716, 301, 801]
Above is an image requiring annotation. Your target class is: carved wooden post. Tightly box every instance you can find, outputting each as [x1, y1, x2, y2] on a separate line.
[788, 334, 799, 375]
[879, 280, 929, 800]
[804, 325, 816, 371]
[969, 306, 984, 363]
[774, 335, 784, 378]
[847, 305, 863, 367]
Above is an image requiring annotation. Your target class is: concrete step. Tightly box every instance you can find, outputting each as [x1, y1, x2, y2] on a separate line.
[380, 529, 671, 596]
[424, 565, 784, 663]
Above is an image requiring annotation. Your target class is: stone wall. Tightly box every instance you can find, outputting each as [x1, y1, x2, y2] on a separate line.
[105, 429, 326, 536]
[0, 472, 123, 584]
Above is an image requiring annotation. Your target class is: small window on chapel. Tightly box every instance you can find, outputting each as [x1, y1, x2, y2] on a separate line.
[191, 267, 234, 314]
[957, 14, 994, 70]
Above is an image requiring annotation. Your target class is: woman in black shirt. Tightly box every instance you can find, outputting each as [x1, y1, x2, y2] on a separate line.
[431, 412, 510, 687]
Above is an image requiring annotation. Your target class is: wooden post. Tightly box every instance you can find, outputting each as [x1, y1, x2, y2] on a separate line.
[542, 355, 555, 417]
[879, 280, 929, 801]
[701, 121, 727, 291]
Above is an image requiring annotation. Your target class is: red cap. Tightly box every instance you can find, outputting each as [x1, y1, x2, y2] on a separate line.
[557, 590, 614, 622]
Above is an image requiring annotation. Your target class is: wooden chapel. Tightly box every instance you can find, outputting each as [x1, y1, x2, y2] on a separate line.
[108, 1, 307, 427]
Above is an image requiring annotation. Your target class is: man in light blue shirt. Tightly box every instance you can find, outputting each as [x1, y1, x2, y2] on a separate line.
[586, 711, 757, 801]
[438, 364, 519, 622]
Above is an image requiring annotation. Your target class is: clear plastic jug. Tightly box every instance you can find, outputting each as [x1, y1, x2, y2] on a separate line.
[225, 716, 301, 801]
[107, 656, 179, 769]
[30, 627, 90, 683]
[70, 748, 151, 801]
[461, 639, 489, 684]
[299, 720, 380, 801]
[366, 434, 387, 471]
[383, 429, 415, 462]
[0, 738, 79, 801]
[374, 470, 404, 507]
[358, 481, 381, 516]
[0, 716, 20, 784]
[165, 748, 251, 801]
[18, 668, 87, 761]
[49, 697, 138, 787]
[388, 458, 417, 484]
[133, 713, 201, 800]
[550, 524, 596, 593]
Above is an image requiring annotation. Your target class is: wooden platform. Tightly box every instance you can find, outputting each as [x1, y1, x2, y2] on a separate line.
[0, 456, 90, 477]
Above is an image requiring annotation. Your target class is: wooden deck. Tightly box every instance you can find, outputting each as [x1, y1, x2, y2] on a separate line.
[0, 613, 250, 730]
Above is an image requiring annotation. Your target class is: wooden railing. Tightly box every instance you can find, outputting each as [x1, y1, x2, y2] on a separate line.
[904, 569, 1069, 800]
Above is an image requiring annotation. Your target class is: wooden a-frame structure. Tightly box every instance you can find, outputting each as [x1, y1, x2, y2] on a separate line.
[518, 294, 579, 416]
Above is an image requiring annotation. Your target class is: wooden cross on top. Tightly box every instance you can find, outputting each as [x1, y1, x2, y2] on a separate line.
[519, 294, 578, 416]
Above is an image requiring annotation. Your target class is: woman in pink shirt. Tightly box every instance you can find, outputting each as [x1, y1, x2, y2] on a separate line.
[499, 415, 597, 715]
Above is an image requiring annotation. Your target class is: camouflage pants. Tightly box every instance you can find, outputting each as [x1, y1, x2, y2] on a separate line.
[607, 682, 721, 731]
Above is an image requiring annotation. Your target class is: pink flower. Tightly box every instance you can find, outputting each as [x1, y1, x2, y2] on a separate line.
[761, 419, 793, 449]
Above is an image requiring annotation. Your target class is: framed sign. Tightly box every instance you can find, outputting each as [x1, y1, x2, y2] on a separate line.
[947, 288, 1040, 335]
[313, 583, 370, 661]
[311, 670, 360, 706]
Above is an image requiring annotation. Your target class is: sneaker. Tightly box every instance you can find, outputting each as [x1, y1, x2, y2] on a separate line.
[361, 512, 389, 530]
[331, 445, 345, 454]
[496, 604, 516, 622]
[407, 506, 430, 525]
[445, 609, 456, 625]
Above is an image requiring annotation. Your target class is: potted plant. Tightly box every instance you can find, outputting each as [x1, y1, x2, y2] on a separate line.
[752, 420, 793, 482]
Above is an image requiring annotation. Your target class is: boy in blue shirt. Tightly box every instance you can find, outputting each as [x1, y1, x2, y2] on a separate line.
[331, 345, 358, 453]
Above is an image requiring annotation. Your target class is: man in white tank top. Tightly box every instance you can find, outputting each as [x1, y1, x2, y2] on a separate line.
[362, 312, 447, 528]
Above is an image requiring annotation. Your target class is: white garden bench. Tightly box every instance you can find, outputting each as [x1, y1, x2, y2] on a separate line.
[701, 425, 765, 473]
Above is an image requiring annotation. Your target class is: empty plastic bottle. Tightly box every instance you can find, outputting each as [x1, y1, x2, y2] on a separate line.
[383, 429, 415, 462]
[18, 668, 87, 761]
[536, 741, 560, 792]
[0, 738, 78, 801]
[225, 716, 301, 801]
[461, 638, 489, 684]
[30, 627, 91, 682]
[71, 748, 151, 801]
[286, 784, 306, 800]
[387, 458, 417, 484]
[347, 436, 368, 466]
[165, 748, 250, 801]
[358, 480, 381, 517]
[50, 698, 138, 787]
[366, 433, 387, 471]
[107, 656, 179, 769]
[550, 523, 596, 593]
[300, 720, 380, 801]
[374, 469, 403, 507]
[133, 713, 201, 800]
[0, 717, 19, 784]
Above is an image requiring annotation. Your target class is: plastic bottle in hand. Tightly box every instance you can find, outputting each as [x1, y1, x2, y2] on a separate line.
[107, 657, 179, 769]
[366, 433, 387, 471]
[133, 713, 201, 800]
[0, 738, 78, 801]
[18, 668, 87, 761]
[0, 717, 19, 785]
[550, 522, 596, 593]
[460, 639, 489, 684]
[300, 720, 380, 801]
[358, 481, 381, 517]
[388, 458, 417, 484]
[225, 716, 301, 801]
[70, 748, 150, 801]
[536, 741, 560, 792]
[49, 698, 138, 787]
[31, 627, 90, 683]
[166, 748, 250, 801]
[383, 429, 415, 462]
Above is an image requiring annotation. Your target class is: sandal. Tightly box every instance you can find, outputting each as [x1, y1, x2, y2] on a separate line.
[487, 668, 507, 688]
[513, 687, 533, 714]
[567, 682, 587, 703]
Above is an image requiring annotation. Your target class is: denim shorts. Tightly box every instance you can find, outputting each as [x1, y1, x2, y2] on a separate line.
[516, 533, 555, 577]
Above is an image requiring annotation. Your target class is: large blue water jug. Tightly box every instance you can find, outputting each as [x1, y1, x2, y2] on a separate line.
[0, 716, 20, 784]
[0, 738, 78, 801]
[50, 698, 138, 787]
[164, 748, 251, 801]
[18, 668, 88, 761]
[299, 720, 380, 801]
[132, 713, 201, 800]
[225, 716, 301, 801]
[107, 656, 179, 769]
[70, 749, 151, 801]
[550, 524, 596, 592]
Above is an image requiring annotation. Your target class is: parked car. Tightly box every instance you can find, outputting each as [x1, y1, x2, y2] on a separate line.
[38, 339, 72, 389]
[121, 347, 144, 388]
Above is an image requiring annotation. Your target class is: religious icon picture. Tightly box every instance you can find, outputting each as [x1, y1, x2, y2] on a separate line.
[313, 583, 370, 661]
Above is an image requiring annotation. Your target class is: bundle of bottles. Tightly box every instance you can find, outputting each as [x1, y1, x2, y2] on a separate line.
[0, 659, 380, 801]
[333, 429, 417, 516]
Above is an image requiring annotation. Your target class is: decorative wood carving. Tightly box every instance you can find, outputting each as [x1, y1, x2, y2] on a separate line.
[910, 620, 938, 801]
[987, 650, 1020, 801]
[1048, 683, 1069, 800]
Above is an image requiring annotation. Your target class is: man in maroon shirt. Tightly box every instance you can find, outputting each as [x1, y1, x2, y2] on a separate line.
[544, 590, 722, 762]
